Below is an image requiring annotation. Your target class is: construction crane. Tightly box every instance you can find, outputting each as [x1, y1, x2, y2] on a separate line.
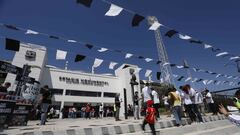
[147, 16, 175, 86]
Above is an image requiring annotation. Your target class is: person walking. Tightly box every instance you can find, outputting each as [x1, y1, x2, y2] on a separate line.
[115, 93, 121, 121]
[133, 91, 140, 120]
[168, 87, 182, 126]
[141, 82, 153, 116]
[99, 104, 104, 118]
[38, 85, 51, 125]
[163, 94, 171, 117]
[151, 88, 160, 119]
[85, 103, 91, 119]
[141, 100, 156, 135]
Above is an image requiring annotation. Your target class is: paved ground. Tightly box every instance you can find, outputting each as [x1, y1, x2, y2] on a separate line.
[1, 114, 239, 135]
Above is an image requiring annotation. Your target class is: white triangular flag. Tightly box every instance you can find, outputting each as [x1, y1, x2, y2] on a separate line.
[67, 39, 77, 43]
[178, 34, 191, 40]
[234, 76, 239, 80]
[192, 68, 197, 72]
[227, 76, 233, 79]
[216, 74, 221, 78]
[145, 58, 153, 62]
[204, 44, 212, 49]
[203, 80, 208, 85]
[230, 56, 240, 60]
[176, 65, 184, 69]
[229, 82, 234, 86]
[25, 29, 39, 35]
[109, 62, 118, 69]
[173, 74, 179, 78]
[93, 58, 103, 68]
[185, 77, 192, 82]
[216, 81, 221, 85]
[134, 68, 142, 74]
[105, 4, 123, 16]
[192, 78, 198, 83]
[56, 50, 67, 60]
[163, 62, 170, 66]
[216, 52, 228, 57]
[125, 53, 133, 59]
[98, 48, 108, 52]
[149, 21, 162, 31]
[144, 70, 152, 77]
[207, 80, 213, 85]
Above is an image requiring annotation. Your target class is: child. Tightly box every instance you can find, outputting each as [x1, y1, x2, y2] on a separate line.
[142, 100, 156, 135]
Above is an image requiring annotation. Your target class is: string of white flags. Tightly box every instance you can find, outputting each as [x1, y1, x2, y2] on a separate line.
[76, 0, 240, 63]
[3, 36, 240, 87]
[0, 23, 239, 81]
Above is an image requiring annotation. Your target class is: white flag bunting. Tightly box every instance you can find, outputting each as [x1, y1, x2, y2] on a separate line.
[109, 62, 118, 69]
[145, 58, 153, 62]
[56, 50, 67, 60]
[125, 53, 133, 59]
[144, 69, 152, 77]
[216, 52, 228, 57]
[204, 44, 212, 49]
[105, 4, 123, 16]
[149, 21, 162, 31]
[98, 47, 108, 52]
[178, 34, 191, 40]
[25, 29, 39, 35]
[93, 58, 103, 68]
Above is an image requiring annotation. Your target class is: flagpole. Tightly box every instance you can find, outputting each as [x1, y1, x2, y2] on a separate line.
[92, 67, 94, 74]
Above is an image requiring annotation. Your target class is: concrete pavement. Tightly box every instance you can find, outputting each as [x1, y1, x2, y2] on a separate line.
[0, 114, 235, 135]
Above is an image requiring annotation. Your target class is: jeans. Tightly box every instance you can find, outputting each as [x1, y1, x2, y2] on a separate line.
[192, 104, 203, 122]
[115, 106, 120, 120]
[41, 103, 49, 125]
[197, 103, 206, 115]
[134, 105, 140, 119]
[172, 106, 182, 125]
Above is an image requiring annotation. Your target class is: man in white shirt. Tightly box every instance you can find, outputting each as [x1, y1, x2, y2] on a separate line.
[195, 91, 206, 116]
[141, 83, 152, 116]
[205, 89, 217, 115]
[151, 88, 160, 118]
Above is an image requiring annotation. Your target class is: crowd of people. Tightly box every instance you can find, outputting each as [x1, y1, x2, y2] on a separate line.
[1, 81, 240, 134]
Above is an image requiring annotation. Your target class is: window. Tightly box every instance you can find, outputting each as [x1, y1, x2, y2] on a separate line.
[66, 90, 101, 97]
[49, 89, 63, 95]
[103, 92, 117, 98]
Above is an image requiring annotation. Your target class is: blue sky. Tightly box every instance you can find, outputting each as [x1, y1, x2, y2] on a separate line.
[0, 0, 240, 92]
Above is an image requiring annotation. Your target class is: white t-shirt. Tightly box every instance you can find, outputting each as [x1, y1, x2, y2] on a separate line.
[99, 106, 103, 112]
[142, 86, 152, 102]
[182, 91, 193, 105]
[152, 90, 160, 104]
[163, 96, 169, 105]
[206, 92, 214, 103]
[195, 92, 203, 104]
[189, 88, 196, 104]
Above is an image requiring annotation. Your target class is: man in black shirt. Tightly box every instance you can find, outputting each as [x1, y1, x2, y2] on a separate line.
[39, 85, 51, 125]
[134, 91, 140, 120]
[115, 93, 121, 121]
